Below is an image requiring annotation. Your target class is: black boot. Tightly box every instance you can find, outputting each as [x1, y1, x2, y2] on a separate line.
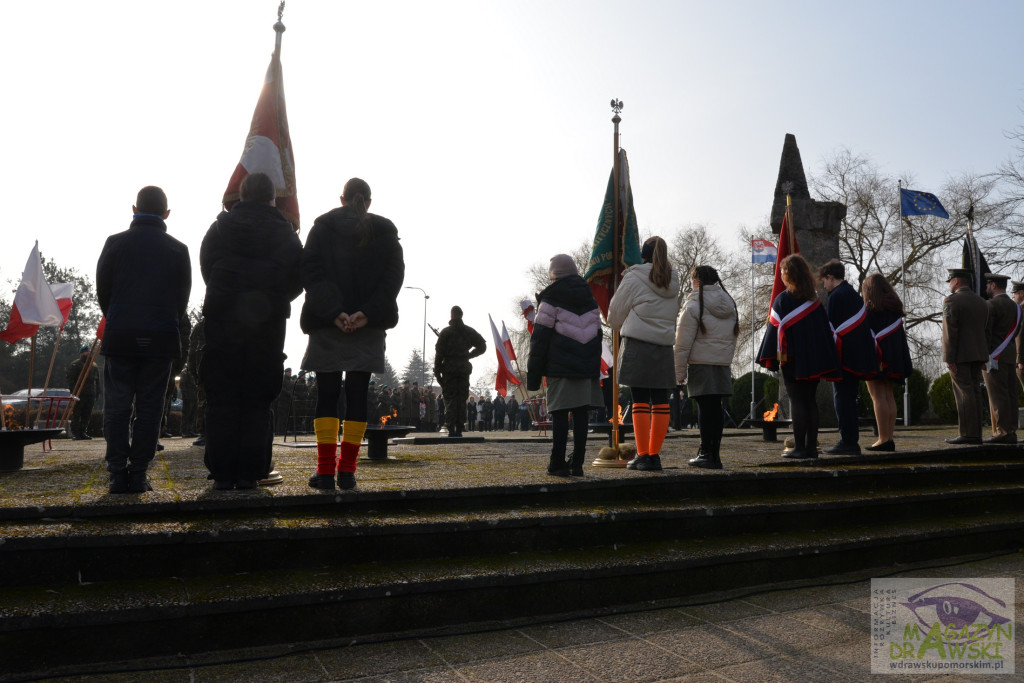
[547, 451, 569, 477]
[569, 448, 585, 476]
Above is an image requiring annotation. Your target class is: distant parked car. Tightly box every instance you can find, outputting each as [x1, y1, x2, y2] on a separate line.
[2, 388, 75, 430]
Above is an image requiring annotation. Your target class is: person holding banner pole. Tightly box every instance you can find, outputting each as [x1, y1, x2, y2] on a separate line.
[750, 238, 777, 419]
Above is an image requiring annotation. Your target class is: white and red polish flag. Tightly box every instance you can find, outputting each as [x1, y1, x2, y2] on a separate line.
[51, 282, 74, 329]
[222, 24, 299, 231]
[500, 321, 516, 361]
[600, 339, 614, 379]
[0, 242, 63, 343]
[519, 299, 536, 334]
[489, 315, 521, 396]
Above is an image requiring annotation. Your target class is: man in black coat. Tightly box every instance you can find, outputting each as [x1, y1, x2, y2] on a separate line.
[819, 260, 877, 455]
[97, 186, 191, 493]
[199, 173, 303, 489]
[434, 306, 486, 437]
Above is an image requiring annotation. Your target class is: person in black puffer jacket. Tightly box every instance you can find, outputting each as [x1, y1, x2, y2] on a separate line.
[200, 172, 303, 490]
[299, 178, 405, 491]
[527, 254, 603, 477]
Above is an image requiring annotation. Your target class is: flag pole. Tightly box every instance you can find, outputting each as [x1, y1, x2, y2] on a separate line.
[750, 251, 756, 421]
[34, 325, 65, 427]
[25, 334, 36, 427]
[898, 180, 909, 426]
[610, 100, 623, 455]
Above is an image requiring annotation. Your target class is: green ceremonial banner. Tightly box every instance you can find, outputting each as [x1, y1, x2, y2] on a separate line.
[585, 150, 641, 318]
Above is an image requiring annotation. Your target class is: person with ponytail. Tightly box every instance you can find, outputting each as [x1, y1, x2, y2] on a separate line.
[608, 236, 681, 471]
[299, 178, 405, 490]
[673, 265, 739, 469]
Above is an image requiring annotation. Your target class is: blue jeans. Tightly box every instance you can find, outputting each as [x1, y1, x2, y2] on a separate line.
[102, 356, 172, 474]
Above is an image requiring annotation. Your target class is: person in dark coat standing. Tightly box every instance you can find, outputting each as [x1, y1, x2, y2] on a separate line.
[527, 254, 603, 476]
[1012, 280, 1024, 393]
[941, 268, 990, 445]
[434, 306, 486, 436]
[757, 255, 840, 460]
[200, 173, 303, 490]
[97, 185, 191, 493]
[981, 273, 1020, 444]
[819, 259, 878, 455]
[300, 178, 405, 490]
[66, 345, 100, 440]
[861, 273, 912, 451]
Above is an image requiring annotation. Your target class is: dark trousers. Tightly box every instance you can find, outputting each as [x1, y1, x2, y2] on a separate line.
[551, 407, 588, 460]
[784, 378, 820, 452]
[203, 344, 283, 482]
[951, 361, 984, 438]
[440, 374, 469, 432]
[832, 373, 860, 445]
[695, 394, 724, 449]
[983, 361, 1018, 437]
[102, 356, 172, 474]
[70, 394, 95, 437]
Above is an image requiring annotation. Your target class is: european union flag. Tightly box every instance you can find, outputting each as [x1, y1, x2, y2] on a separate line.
[900, 188, 949, 219]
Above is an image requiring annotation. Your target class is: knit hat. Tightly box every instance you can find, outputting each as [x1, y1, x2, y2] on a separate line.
[548, 254, 578, 281]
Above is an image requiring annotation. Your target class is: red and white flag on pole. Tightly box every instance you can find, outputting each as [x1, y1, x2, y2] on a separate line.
[600, 339, 614, 379]
[519, 299, 535, 334]
[0, 242, 63, 343]
[222, 20, 299, 231]
[500, 321, 516, 361]
[489, 315, 521, 396]
[51, 282, 74, 330]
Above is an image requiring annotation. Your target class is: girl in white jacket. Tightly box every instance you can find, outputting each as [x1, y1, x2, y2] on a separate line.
[608, 236, 680, 471]
[674, 265, 739, 469]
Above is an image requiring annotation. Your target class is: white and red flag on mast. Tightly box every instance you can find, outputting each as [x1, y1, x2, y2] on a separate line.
[222, 5, 299, 231]
[1, 242, 64, 343]
[489, 315, 521, 396]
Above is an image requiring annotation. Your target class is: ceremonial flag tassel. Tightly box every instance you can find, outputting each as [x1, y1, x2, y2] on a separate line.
[222, 5, 299, 231]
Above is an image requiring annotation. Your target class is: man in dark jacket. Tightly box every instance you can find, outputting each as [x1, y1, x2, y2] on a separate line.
[200, 173, 303, 489]
[434, 306, 486, 437]
[819, 260, 877, 455]
[97, 186, 191, 493]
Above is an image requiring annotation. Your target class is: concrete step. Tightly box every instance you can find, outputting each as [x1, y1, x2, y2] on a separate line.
[2, 509, 1021, 673]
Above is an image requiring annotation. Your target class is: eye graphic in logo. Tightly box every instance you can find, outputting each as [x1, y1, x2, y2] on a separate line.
[901, 582, 1010, 643]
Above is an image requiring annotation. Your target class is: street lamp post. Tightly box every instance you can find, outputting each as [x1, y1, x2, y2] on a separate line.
[405, 286, 429, 385]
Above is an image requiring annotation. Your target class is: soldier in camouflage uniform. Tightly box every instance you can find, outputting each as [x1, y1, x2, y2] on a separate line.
[66, 345, 100, 439]
[433, 306, 486, 437]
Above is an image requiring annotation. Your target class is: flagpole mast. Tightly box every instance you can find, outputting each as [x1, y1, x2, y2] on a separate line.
[750, 254, 756, 421]
[898, 179, 910, 427]
[275, 1, 286, 56]
[610, 99, 623, 454]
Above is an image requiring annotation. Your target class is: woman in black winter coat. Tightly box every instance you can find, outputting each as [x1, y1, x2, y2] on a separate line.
[300, 178, 405, 491]
[527, 254, 603, 476]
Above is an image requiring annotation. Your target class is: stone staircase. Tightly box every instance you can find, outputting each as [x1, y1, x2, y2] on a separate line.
[2, 449, 1023, 674]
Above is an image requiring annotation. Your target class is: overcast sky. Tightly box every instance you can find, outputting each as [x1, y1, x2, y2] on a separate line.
[2, 0, 1022, 389]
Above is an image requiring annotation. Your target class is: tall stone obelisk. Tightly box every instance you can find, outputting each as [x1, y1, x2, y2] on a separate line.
[770, 134, 846, 274]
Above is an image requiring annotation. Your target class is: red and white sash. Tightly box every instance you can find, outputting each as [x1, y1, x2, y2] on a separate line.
[871, 316, 903, 366]
[769, 299, 818, 363]
[987, 301, 1022, 371]
[830, 304, 867, 358]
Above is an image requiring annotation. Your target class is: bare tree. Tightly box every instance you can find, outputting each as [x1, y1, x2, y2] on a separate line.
[986, 114, 1024, 272]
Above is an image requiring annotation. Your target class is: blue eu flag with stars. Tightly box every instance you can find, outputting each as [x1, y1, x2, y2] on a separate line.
[900, 188, 949, 218]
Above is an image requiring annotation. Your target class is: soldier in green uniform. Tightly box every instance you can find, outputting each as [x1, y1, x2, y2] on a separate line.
[981, 273, 1021, 444]
[66, 345, 100, 439]
[941, 268, 989, 445]
[433, 306, 486, 437]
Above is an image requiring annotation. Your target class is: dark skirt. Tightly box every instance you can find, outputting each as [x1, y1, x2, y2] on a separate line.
[617, 337, 675, 389]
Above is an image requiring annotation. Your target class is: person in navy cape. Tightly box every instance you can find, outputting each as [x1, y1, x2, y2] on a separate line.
[757, 254, 840, 459]
[818, 260, 878, 455]
[861, 273, 912, 452]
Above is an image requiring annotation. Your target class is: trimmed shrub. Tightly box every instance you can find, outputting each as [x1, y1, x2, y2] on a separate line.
[929, 373, 957, 424]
